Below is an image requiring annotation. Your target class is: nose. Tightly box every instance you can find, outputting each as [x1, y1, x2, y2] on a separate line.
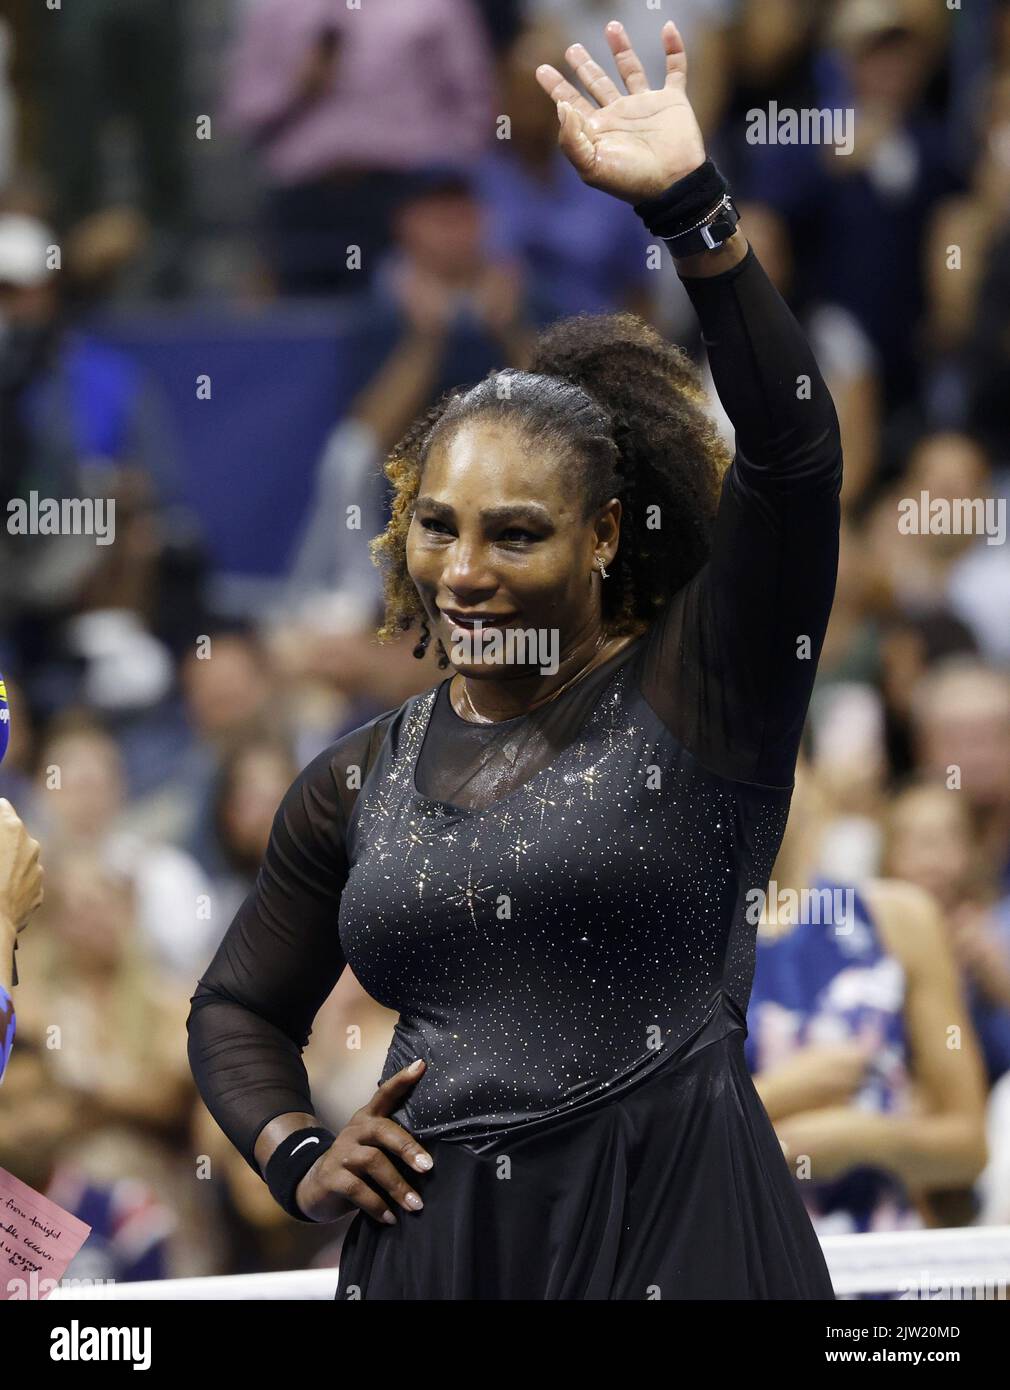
[440, 538, 497, 601]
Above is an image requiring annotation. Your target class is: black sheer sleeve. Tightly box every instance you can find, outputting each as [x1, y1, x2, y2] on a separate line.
[639, 245, 842, 787]
[186, 709, 398, 1173]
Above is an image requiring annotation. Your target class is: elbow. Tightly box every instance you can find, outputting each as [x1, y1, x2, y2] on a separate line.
[186, 979, 219, 1034]
[932, 1116, 989, 1188]
[959, 1124, 989, 1187]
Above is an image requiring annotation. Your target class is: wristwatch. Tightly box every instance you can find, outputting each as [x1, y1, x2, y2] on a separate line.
[661, 193, 740, 258]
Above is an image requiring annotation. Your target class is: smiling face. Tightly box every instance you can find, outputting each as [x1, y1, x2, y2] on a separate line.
[406, 417, 620, 679]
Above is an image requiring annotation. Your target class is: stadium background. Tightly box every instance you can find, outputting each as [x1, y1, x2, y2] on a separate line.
[1, 0, 1010, 1290]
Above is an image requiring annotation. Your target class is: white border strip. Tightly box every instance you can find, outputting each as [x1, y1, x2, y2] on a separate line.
[47, 1227, 1010, 1299]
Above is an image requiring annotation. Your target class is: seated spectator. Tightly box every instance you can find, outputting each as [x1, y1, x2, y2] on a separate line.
[882, 779, 1010, 1085]
[865, 433, 1010, 666]
[876, 609, 979, 779]
[13, 851, 192, 1125]
[27, 718, 212, 982]
[908, 658, 1010, 892]
[205, 738, 300, 930]
[747, 760, 988, 1239]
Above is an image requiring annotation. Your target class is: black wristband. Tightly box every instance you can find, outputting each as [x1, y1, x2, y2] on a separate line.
[264, 1125, 337, 1222]
[633, 158, 731, 239]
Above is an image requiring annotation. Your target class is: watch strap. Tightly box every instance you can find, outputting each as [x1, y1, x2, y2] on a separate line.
[634, 158, 740, 256]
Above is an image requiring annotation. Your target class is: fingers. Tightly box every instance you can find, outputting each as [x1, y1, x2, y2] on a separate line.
[368, 1057, 427, 1114]
[533, 63, 596, 118]
[346, 1144, 425, 1217]
[364, 1062, 436, 1170]
[557, 102, 597, 179]
[604, 20, 650, 95]
[326, 1167, 401, 1226]
[564, 41, 623, 106]
[662, 18, 688, 87]
[367, 1115, 434, 1176]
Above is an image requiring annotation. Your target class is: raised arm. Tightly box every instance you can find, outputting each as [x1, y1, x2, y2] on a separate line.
[537, 21, 842, 787]
[642, 240, 842, 786]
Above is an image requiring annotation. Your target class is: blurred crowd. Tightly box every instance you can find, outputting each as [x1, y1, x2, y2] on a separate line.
[0, 0, 1009, 1290]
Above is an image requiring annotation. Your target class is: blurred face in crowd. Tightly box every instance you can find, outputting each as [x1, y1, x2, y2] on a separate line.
[182, 635, 270, 738]
[38, 729, 124, 838]
[851, 27, 934, 110]
[905, 433, 991, 558]
[50, 855, 136, 973]
[407, 419, 617, 680]
[220, 744, 296, 866]
[499, 20, 569, 155]
[0, 1046, 81, 1192]
[913, 669, 1010, 810]
[393, 188, 483, 285]
[882, 785, 975, 908]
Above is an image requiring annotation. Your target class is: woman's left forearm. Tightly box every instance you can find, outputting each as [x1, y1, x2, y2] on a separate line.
[679, 237, 842, 485]
[673, 230, 749, 280]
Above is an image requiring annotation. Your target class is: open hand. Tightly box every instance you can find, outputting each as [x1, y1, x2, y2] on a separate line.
[534, 20, 706, 204]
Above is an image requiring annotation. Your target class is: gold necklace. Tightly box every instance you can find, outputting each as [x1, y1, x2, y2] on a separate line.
[453, 631, 612, 725]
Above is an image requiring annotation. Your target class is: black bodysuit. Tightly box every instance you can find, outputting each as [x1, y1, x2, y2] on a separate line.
[188, 246, 842, 1299]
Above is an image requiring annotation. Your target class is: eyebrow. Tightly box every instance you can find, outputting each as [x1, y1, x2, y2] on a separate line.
[415, 497, 555, 529]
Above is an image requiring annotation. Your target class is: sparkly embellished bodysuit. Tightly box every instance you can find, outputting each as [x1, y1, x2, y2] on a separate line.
[189, 247, 842, 1299]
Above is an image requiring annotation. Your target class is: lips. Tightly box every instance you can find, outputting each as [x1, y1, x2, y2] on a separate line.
[439, 609, 517, 629]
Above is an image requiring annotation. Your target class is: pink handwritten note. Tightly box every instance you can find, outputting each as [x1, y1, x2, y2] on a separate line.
[0, 1166, 91, 1299]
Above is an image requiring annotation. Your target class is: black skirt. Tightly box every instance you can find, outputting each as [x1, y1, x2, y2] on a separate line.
[335, 1005, 836, 1300]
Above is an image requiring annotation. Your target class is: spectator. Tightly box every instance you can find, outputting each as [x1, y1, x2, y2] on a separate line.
[36, 0, 190, 296]
[908, 658, 1010, 892]
[865, 433, 1010, 666]
[0, 1035, 176, 1283]
[28, 718, 212, 982]
[11, 850, 192, 1142]
[206, 738, 300, 929]
[882, 779, 1010, 1084]
[474, 18, 657, 325]
[222, 0, 495, 295]
[736, 0, 959, 416]
[747, 761, 988, 1237]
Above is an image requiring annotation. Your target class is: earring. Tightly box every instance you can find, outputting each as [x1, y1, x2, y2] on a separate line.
[595, 557, 610, 580]
[413, 617, 431, 660]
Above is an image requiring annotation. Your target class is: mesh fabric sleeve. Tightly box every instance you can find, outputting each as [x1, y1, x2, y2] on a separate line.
[186, 709, 397, 1174]
[639, 245, 843, 788]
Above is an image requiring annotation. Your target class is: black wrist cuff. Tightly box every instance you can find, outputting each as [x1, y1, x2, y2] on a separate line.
[634, 158, 731, 238]
[264, 1126, 337, 1222]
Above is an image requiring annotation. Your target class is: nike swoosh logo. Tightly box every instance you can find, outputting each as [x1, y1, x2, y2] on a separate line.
[291, 1137, 321, 1156]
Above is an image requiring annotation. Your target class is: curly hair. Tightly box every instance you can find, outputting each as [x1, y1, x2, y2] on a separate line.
[369, 311, 732, 665]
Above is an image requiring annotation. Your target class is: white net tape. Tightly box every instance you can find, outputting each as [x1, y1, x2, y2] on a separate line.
[47, 1226, 1010, 1300]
